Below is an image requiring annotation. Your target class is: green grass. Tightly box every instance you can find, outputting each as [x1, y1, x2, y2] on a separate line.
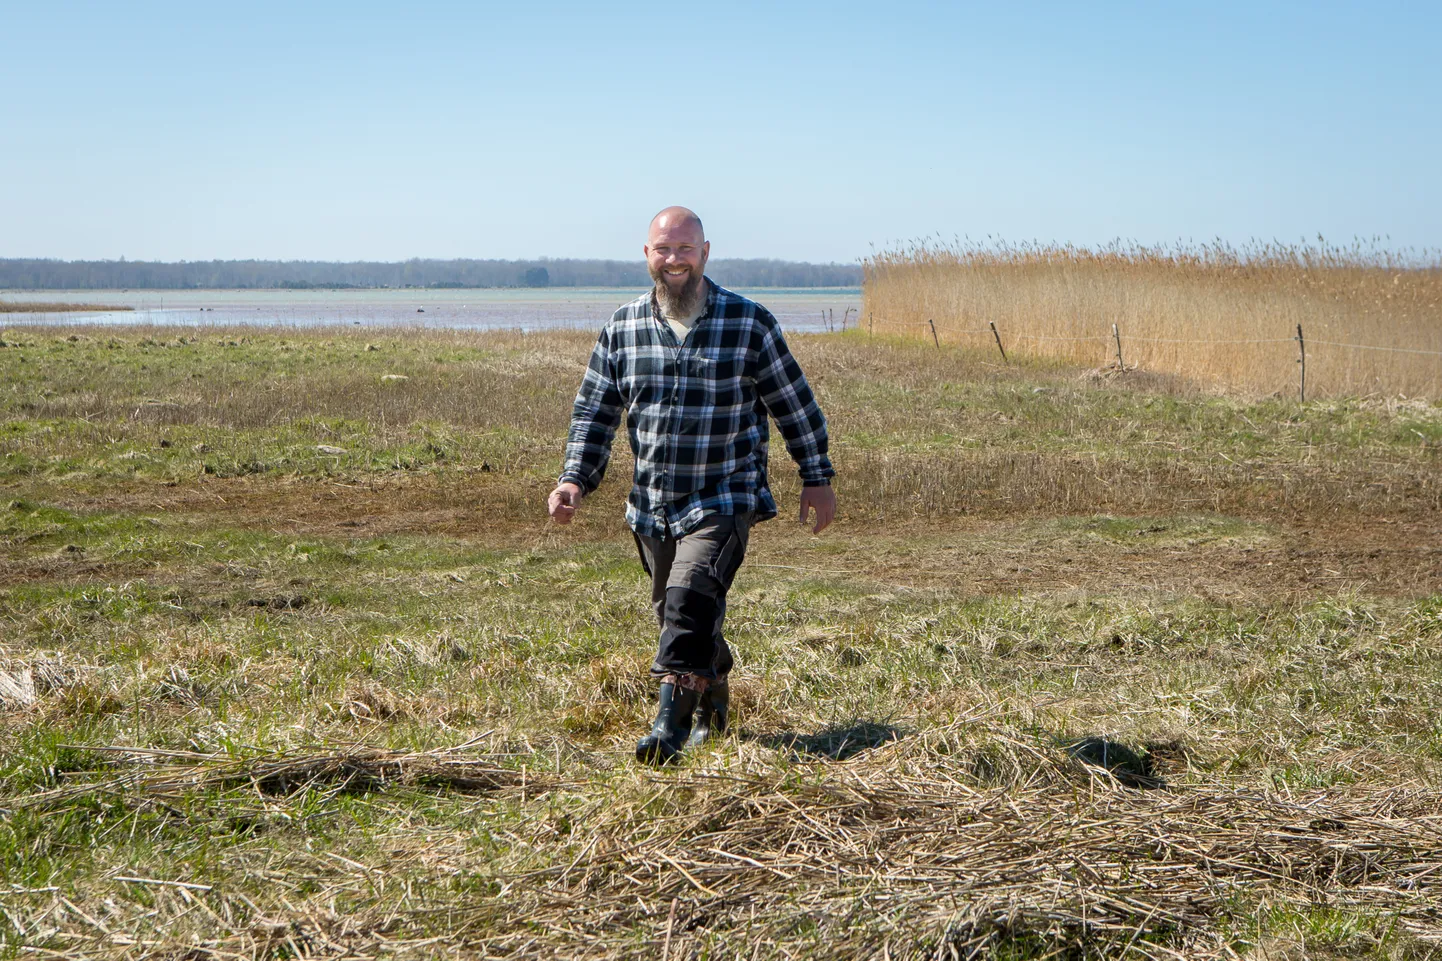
[2, 326, 1440, 959]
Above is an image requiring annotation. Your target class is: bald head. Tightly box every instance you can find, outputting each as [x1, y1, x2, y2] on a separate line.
[645, 206, 710, 319]
[649, 206, 704, 242]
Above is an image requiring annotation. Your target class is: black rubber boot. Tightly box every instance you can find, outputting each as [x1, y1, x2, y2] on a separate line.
[635, 680, 700, 765]
[686, 676, 729, 748]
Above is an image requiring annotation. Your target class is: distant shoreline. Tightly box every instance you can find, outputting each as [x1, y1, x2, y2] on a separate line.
[0, 285, 862, 294]
[0, 257, 864, 291]
[0, 301, 134, 313]
[0, 287, 862, 333]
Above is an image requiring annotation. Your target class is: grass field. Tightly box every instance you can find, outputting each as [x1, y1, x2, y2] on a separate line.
[863, 242, 1442, 399]
[2, 324, 1441, 959]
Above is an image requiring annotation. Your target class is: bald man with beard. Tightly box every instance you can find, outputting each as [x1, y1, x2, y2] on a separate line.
[549, 207, 837, 765]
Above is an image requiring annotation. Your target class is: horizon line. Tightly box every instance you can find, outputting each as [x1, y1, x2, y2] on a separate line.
[0, 255, 866, 267]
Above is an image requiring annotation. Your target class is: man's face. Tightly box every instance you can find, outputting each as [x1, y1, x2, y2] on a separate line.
[644, 218, 709, 296]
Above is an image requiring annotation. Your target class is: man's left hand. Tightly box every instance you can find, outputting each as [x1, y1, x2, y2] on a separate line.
[798, 485, 836, 534]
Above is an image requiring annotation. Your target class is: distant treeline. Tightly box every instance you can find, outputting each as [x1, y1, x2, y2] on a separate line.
[0, 258, 862, 290]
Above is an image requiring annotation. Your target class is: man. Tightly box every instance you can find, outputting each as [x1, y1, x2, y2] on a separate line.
[548, 206, 837, 765]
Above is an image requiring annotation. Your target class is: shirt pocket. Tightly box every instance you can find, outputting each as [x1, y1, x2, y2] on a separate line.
[690, 349, 748, 408]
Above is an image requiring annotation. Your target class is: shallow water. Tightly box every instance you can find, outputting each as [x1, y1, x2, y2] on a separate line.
[0, 287, 863, 333]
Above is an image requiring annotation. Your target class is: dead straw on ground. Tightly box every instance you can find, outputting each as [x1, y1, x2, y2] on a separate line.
[16, 741, 551, 808]
[7, 731, 1440, 959]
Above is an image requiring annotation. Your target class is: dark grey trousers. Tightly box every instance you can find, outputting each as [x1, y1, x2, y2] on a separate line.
[633, 512, 754, 681]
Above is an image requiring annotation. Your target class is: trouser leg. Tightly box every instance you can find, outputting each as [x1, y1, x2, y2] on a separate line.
[633, 512, 752, 681]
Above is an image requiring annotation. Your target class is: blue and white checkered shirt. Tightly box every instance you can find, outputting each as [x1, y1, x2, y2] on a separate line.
[559, 280, 834, 539]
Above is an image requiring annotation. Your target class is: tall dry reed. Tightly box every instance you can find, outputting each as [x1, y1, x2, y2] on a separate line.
[863, 240, 1442, 398]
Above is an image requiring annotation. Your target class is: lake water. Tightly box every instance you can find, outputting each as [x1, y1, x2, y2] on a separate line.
[0, 287, 863, 334]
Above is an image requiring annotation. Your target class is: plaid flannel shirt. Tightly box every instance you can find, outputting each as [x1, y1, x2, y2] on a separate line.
[559, 280, 834, 539]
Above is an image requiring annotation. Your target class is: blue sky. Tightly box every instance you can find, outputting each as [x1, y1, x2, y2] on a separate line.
[2, 1, 1437, 263]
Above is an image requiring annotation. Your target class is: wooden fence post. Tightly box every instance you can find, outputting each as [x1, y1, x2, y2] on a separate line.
[989, 321, 1008, 365]
[1112, 323, 1125, 370]
[927, 318, 939, 348]
[1296, 323, 1306, 402]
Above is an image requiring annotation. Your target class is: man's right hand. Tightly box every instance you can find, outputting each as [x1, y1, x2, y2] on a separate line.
[548, 482, 583, 524]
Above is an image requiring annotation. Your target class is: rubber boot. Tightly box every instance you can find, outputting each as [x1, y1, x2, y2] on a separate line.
[686, 676, 729, 748]
[635, 680, 700, 765]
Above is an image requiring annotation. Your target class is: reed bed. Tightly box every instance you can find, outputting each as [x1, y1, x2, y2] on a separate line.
[0, 302, 133, 313]
[863, 241, 1442, 399]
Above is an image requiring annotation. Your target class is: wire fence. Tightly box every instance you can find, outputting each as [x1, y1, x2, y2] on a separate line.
[866, 315, 1442, 400]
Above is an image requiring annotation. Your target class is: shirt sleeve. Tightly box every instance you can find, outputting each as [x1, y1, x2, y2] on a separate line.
[754, 318, 835, 486]
[559, 327, 624, 494]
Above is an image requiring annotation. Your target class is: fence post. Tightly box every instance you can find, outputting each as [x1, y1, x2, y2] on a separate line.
[1296, 323, 1306, 402]
[1112, 323, 1125, 370]
[927, 318, 940, 348]
[989, 321, 1008, 365]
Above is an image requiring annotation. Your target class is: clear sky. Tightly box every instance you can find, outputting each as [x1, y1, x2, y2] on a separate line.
[2, 1, 1438, 263]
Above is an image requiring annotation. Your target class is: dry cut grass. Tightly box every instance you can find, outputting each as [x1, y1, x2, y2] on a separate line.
[8, 735, 1442, 959]
[863, 241, 1442, 399]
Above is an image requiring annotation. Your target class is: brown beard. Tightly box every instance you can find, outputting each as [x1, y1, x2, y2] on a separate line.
[650, 263, 706, 321]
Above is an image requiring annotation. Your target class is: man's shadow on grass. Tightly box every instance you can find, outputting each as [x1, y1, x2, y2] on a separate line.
[742, 721, 1168, 788]
[750, 719, 905, 761]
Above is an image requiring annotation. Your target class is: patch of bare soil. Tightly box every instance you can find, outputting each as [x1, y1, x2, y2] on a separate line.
[742, 508, 1442, 600]
[33, 474, 579, 544]
[19, 475, 1442, 598]
[750, 514, 1442, 600]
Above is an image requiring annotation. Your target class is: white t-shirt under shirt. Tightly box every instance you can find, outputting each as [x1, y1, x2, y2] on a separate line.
[664, 302, 706, 342]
